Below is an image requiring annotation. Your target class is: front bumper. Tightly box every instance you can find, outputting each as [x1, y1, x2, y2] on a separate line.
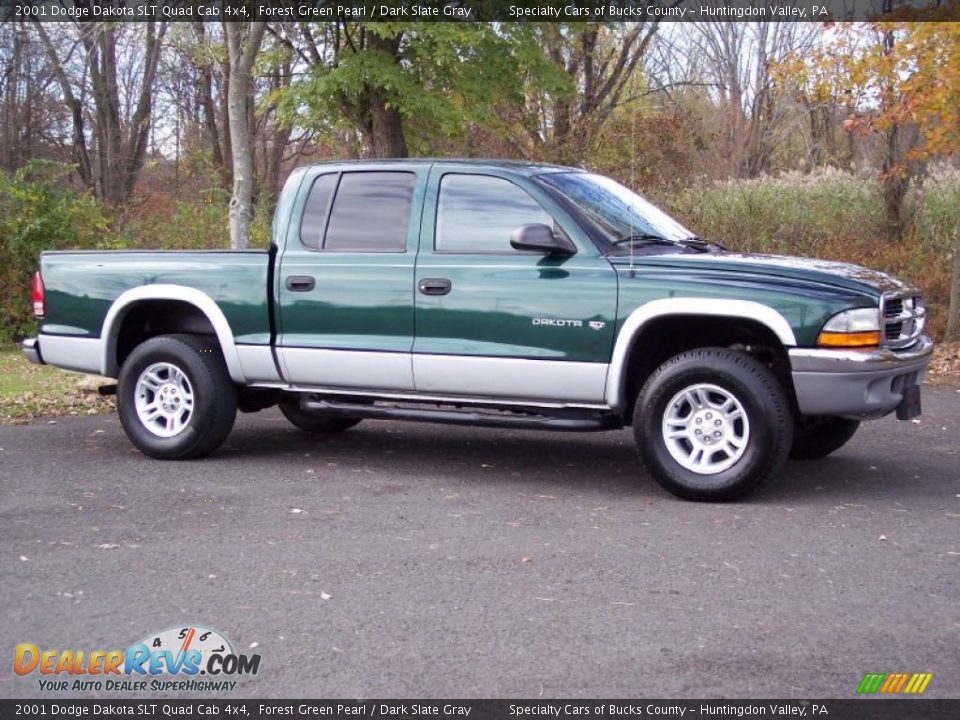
[21, 337, 43, 365]
[789, 336, 933, 419]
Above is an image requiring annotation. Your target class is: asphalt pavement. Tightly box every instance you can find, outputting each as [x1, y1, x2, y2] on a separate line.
[1, 383, 958, 699]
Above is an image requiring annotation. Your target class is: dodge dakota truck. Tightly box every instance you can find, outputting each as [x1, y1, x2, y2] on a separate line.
[22, 159, 933, 501]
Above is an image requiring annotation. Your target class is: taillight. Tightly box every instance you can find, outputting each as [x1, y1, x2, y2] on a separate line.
[32, 271, 45, 318]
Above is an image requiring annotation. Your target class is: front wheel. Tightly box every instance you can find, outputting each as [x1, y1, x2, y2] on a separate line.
[633, 348, 793, 502]
[117, 334, 237, 459]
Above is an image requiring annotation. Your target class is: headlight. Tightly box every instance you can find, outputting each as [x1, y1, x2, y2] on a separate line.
[817, 308, 881, 348]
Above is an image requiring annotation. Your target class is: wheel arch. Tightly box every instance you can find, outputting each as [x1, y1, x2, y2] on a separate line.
[606, 299, 796, 413]
[100, 285, 246, 383]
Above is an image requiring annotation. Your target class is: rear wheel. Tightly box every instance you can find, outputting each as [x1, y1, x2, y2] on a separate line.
[789, 416, 860, 460]
[117, 334, 237, 459]
[279, 396, 362, 434]
[633, 348, 793, 502]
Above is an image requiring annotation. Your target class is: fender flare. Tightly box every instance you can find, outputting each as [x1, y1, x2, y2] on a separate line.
[100, 284, 247, 383]
[605, 298, 796, 409]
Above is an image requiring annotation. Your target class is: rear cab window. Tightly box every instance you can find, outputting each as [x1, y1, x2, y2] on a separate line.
[299, 171, 416, 252]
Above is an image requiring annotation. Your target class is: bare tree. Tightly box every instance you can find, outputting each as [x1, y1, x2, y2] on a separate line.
[647, 21, 818, 179]
[33, 21, 167, 204]
[255, 29, 296, 201]
[0, 22, 73, 172]
[193, 22, 231, 188]
[31, 22, 94, 188]
[518, 23, 661, 162]
[224, 21, 266, 250]
[2, 23, 33, 169]
[695, 22, 818, 177]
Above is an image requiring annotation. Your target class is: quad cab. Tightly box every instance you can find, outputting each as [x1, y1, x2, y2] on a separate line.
[23, 160, 932, 501]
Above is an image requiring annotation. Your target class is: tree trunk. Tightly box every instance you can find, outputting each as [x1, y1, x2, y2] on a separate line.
[881, 123, 908, 242]
[124, 22, 165, 203]
[86, 26, 125, 204]
[260, 53, 294, 201]
[220, 54, 234, 188]
[878, 23, 908, 243]
[945, 221, 960, 342]
[193, 22, 228, 188]
[1, 23, 23, 171]
[225, 22, 266, 250]
[366, 88, 408, 158]
[362, 32, 407, 158]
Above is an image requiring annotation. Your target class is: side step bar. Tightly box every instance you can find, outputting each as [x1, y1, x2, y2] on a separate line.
[301, 398, 622, 433]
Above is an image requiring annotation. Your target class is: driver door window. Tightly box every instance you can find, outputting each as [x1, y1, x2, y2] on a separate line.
[435, 174, 555, 254]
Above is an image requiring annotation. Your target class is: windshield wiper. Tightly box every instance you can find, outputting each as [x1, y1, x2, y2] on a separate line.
[679, 235, 727, 252]
[611, 233, 679, 247]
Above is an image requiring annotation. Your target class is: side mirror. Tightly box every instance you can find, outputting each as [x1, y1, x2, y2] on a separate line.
[509, 224, 577, 255]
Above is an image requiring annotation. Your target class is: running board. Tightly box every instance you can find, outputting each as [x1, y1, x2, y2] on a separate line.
[300, 398, 621, 432]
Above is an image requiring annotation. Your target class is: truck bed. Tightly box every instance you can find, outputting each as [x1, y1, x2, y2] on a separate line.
[39, 249, 273, 345]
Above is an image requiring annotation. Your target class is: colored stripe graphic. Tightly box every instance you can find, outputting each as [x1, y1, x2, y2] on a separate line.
[904, 673, 933, 694]
[857, 672, 932, 694]
[886, 673, 909, 693]
[857, 673, 886, 693]
[880, 674, 898, 693]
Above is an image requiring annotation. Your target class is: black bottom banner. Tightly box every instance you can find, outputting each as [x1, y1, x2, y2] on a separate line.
[1, 699, 957, 720]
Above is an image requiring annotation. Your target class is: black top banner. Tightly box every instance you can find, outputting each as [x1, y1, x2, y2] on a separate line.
[1, 700, 959, 720]
[1, 0, 958, 23]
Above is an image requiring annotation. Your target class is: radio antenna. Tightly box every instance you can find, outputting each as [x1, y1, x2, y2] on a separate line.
[629, 67, 637, 279]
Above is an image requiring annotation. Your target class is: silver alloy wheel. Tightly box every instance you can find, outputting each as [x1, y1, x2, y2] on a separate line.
[661, 383, 750, 475]
[134, 362, 195, 438]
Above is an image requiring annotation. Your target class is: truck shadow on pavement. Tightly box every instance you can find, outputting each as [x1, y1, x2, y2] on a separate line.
[212, 411, 942, 504]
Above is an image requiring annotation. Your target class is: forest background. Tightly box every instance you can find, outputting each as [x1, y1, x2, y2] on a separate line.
[2, 17, 959, 349]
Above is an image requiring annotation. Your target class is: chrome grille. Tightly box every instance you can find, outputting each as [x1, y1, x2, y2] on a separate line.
[881, 291, 925, 349]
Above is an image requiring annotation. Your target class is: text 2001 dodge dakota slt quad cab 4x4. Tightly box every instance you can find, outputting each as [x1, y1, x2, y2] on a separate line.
[23, 160, 933, 501]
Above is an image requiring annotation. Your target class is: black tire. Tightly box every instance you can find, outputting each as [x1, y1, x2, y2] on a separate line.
[117, 334, 237, 460]
[633, 347, 793, 502]
[789, 416, 860, 460]
[279, 396, 362, 434]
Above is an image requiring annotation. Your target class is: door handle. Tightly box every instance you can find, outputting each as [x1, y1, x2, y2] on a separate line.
[285, 275, 316, 292]
[419, 278, 452, 296]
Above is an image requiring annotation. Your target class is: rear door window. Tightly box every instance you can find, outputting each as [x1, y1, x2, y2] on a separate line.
[324, 172, 416, 252]
[299, 173, 337, 250]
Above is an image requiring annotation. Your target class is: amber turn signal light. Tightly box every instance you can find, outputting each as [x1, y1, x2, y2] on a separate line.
[816, 331, 881, 348]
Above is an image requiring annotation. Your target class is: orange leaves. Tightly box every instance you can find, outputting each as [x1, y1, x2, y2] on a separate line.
[781, 22, 960, 161]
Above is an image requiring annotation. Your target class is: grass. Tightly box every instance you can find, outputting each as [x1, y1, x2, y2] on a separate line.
[0, 346, 114, 423]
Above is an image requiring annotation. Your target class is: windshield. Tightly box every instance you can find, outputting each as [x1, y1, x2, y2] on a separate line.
[537, 172, 695, 245]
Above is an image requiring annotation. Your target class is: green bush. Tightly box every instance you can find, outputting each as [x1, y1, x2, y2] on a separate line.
[106, 187, 272, 251]
[105, 186, 232, 250]
[0, 162, 107, 341]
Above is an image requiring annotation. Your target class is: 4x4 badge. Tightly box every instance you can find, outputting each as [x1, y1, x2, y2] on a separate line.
[589, 321, 605, 330]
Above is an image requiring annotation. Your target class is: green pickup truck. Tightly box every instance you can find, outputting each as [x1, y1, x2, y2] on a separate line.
[22, 159, 932, 501]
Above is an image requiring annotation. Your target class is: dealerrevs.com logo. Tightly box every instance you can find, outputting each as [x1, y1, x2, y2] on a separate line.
[14, 625, 261, 693]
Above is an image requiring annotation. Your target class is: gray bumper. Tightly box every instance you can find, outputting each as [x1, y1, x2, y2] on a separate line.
[21, 337, 43, 365]
[789, 336, 933, 419]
